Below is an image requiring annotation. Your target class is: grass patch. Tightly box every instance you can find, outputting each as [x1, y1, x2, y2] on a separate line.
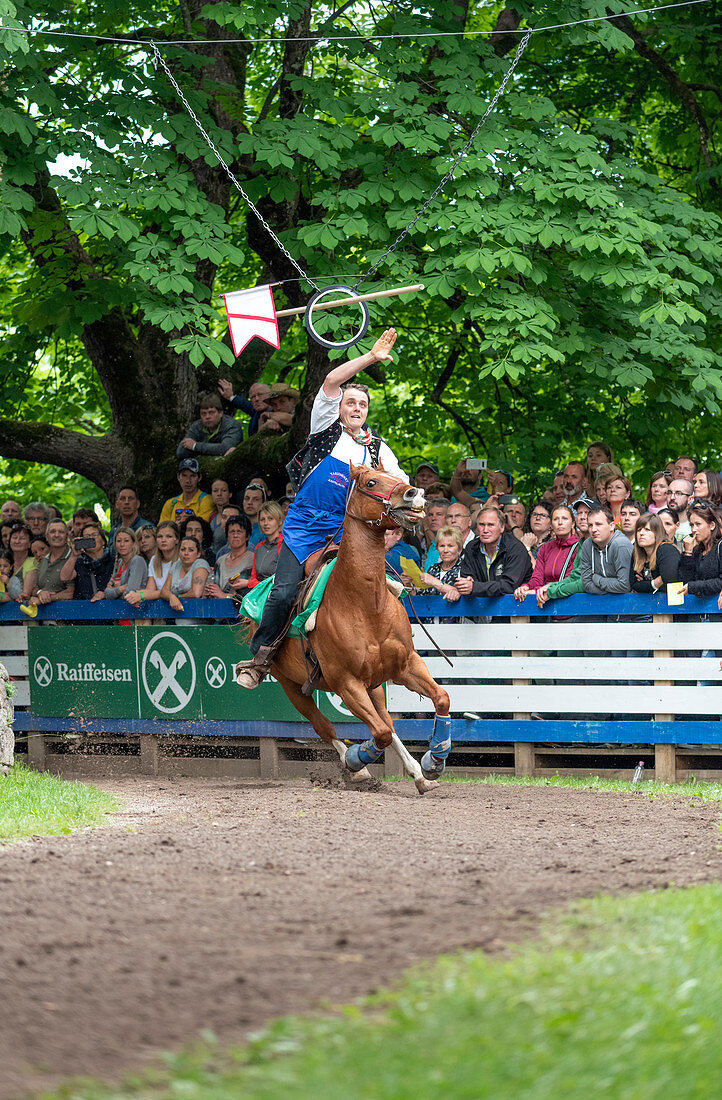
[384, 772, 722, 801]
[0, 764, 117, 841]
[45, 884, 722, 1098]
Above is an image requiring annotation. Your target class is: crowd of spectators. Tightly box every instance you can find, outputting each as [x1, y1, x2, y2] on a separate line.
[2, 384, 722, 621]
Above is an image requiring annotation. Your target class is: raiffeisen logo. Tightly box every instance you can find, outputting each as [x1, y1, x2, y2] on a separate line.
[56, 662, 133, 683]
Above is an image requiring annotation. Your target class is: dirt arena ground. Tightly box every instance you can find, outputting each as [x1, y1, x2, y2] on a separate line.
[2, 775, 721, 1098]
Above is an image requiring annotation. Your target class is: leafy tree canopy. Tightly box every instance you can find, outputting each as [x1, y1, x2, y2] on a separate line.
[0, 0, 721, 516]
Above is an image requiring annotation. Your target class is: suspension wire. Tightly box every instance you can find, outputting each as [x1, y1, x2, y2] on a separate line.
[351, 29, 532, 289]
[4, 0, 713, 47]
[149, 43, 320, 289]
[151, 28, 530, 291]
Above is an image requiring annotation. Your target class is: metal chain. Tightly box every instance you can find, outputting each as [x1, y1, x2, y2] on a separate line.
[151, 30, 532, 297]
[351, 28, 533, 290]
[150, 42, 319, 290]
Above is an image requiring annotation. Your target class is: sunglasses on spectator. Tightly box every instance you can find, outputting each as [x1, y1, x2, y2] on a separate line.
[175, 507, 194, 516]
[691, 500, 717, 511]
[246, 483, 267, 497]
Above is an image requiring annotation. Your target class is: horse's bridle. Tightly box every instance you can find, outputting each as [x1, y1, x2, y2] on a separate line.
[345, 478, 415, 528]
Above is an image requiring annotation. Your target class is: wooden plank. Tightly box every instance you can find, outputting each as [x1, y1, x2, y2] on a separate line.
[653, 613, 674, 723]
[1, 656, 28, 676]
[511, 615, 530, 721]
[421, 656, 722, 681]
[259, 737, 280, 779]
[8, 682, 29, 706]
[387, 683, 722, 715]
[139, 734, 159, 776]
[0, 624, 28, 650]
[655, 743, 677, 783]
[411, 621, 719, 651]
[514, 742, 535, 777]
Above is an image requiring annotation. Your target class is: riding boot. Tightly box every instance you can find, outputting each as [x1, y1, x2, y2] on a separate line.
[235, 646, 275, 690]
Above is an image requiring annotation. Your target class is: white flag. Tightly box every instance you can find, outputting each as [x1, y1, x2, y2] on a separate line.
[223, 285, 280, 356]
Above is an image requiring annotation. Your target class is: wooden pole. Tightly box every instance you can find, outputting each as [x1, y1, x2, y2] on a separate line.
[275, 283, 425, 318]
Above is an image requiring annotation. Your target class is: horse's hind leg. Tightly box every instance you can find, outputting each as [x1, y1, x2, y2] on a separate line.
[394, 652, 452, 781]
[368, 686, 437, 795]
[273, 672, 375, 782]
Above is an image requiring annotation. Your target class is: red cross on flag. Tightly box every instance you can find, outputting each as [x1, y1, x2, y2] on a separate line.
[223, 285, 280, 356]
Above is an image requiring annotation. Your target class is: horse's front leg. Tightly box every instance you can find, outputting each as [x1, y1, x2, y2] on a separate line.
[367, 686, 438, 794]
[393, 652, 451, 781]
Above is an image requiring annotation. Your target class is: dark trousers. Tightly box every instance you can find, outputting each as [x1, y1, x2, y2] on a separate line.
[249, 543, 305, 654]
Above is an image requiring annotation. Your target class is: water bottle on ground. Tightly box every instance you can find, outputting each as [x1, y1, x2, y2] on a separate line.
[632, 760, 645, 785]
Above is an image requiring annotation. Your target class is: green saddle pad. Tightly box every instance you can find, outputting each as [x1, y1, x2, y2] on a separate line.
[239, 558, 337, 639]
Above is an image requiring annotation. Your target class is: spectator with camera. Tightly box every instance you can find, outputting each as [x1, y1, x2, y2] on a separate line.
[455, 505, 533, 597]
[449, 459, 489, 507]
[159, 458, 214, 524]
[177, 392, 243, 458]
[61, 523, 114, 599]
[578, 505, 633, 594]
[217, 379, 271, 436]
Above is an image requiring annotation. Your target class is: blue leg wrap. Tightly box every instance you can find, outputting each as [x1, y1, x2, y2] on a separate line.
[421, 714, 452, 780]
[430, 714, 452, 760]
[345, 738, 385, 772]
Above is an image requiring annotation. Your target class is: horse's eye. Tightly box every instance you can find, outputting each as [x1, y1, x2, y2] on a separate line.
[367, 479, 376, 487]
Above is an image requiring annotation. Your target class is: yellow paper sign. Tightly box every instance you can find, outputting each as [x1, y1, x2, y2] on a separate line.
[667, 581, 685, 606]
[399, 557, 429, 587]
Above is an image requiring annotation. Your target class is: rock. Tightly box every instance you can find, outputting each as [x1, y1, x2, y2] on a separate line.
[0, 661, 14, 774]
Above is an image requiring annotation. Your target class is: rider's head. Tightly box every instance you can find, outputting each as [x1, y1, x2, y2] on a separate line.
[339, 384, 369, 432]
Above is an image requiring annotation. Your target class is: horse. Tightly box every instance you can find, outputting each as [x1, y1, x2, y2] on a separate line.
[238, 463, 451, 794]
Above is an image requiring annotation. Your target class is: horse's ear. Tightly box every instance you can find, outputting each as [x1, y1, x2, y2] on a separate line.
[349, 462, 362, 481]
[376, 459, 386, 472]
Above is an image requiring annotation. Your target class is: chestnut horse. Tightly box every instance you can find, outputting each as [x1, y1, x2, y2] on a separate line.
[240, 463, 451, 794]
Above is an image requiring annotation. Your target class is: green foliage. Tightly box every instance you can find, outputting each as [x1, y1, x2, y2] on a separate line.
[0, 0, 721, 501]
[0, 763, 117, 840]
[40, 882, 722, 1097]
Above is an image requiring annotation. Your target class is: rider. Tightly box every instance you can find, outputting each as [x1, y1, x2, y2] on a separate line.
[236, 328, 407, 688]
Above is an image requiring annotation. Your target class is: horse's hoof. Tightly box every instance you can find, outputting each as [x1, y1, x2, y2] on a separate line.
[415, 777, 439, 794]
[420, 751, 446, 781]
[345, 764, 373, 782]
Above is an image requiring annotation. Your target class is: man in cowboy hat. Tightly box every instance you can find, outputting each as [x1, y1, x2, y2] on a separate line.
[236, 329, 407, 688]
[259, 382, 300, 433]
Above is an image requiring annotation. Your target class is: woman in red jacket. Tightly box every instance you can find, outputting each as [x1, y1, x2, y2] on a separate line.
[246, 502, 284, 590]
[513, 505, 580, 601]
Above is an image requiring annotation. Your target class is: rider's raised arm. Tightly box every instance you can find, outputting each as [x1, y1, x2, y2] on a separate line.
[321, 328, 397, 398]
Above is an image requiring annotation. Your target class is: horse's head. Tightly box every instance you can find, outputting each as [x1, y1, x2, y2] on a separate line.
[348, 463, 426, 530]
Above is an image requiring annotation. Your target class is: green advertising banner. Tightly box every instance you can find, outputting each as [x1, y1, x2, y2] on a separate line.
[27, 625, 359, 722]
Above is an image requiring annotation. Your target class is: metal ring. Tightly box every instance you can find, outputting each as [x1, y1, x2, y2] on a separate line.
[304, 285, 370, 350]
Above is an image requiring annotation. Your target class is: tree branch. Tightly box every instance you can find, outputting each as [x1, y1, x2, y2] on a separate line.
[0, 418, 119, 487]
[609, 11, 718, 180]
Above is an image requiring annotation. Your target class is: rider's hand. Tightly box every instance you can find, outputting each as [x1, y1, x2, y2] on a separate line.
[370, 328, 397, 362]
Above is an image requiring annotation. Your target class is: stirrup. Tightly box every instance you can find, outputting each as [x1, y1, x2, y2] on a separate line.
[235, 646, 274, 690]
